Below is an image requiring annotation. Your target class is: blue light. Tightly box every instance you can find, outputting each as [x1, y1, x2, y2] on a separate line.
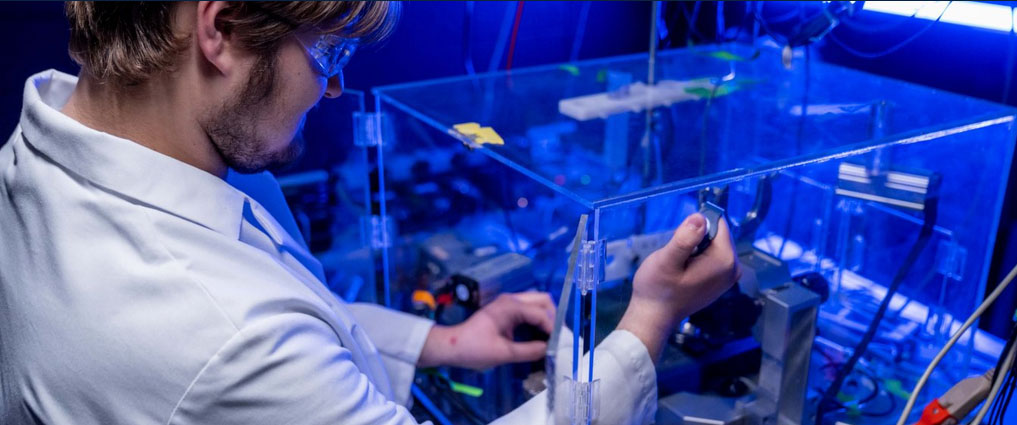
[862, 1, 1014, 32]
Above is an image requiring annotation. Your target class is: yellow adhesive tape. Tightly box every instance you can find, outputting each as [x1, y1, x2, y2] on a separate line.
[453, 122, 504, 146]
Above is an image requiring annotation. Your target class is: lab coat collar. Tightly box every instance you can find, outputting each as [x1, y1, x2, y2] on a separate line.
[19, 70, 246, 240]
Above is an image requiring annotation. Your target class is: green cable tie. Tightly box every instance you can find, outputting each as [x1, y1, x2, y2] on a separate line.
[449, 381, 484, 398]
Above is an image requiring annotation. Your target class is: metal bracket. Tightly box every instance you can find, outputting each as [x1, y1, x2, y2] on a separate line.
[360, 215, 392, 250]
[353, 112, 389, 148]
[574, 240, 605, 294]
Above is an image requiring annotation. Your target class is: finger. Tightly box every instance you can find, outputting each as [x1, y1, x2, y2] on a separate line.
[514, 301, 555, 334]
[507, 340, 549, 363]
[664, 213, 707, 267]
[513, 291, 556, 316]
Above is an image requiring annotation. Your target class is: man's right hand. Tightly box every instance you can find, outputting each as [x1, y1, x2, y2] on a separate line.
[617, 212, 741, 363]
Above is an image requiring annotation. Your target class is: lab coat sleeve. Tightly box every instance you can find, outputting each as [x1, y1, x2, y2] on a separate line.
[166, 313, 430, 425]
[491, 330, 658, 425]
[345, 303, 434, 406]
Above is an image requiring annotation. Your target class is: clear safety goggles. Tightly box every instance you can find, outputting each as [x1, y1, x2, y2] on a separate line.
[300, 34, 359, 79]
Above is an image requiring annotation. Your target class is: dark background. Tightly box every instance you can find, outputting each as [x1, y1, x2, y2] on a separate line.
[2, 1, 1016, 337]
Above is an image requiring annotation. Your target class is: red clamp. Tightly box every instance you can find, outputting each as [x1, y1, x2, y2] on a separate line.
[915, 399, 956, 425]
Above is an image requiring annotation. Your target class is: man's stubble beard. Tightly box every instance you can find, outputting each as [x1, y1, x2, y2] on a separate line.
[202, 52, 305, 175]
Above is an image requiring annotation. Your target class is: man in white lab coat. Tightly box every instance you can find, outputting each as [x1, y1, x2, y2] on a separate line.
[0, 2, 739, 424]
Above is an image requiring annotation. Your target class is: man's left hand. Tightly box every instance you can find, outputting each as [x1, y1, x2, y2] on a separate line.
[418, 292, 555, 370]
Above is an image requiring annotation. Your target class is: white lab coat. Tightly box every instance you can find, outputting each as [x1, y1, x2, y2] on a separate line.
[0, 70, 657, 425]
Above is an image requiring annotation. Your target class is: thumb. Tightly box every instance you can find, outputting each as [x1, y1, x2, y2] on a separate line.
[664, 213, 707, 266]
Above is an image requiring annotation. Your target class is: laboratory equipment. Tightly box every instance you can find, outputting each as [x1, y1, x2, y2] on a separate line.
[301, 42, 1016, 424]
[274, 89, 388, 304]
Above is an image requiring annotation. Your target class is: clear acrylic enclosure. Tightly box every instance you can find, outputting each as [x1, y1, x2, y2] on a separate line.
[370, 44, 1017, 424]
[273, 90, 389, 305]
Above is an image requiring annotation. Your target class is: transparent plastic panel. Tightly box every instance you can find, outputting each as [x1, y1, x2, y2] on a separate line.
[375, 94, 591, 422]
[374, 44, 1014, 209]
[372, 43, 1017, 424]
[592, 121, 1015, 425]
[276, 90, 380, 303]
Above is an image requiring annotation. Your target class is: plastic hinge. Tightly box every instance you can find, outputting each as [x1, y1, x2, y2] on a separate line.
[360, 215, 392, 249]
[565, 377, 600, 424]
[575, 240, 605, 294]
[935, 239, 967, 281]
[353, 112, 388, 147]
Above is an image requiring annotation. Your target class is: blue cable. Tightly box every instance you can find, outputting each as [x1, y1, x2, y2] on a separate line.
[826, 1, 952, 60]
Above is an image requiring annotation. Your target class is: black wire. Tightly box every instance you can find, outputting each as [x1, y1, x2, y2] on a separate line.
[714, 2, 756, 44]
[679, 1, 711, 43]
[826, 1, 952, 60]
[817, 199, 939, 424]
[860, 388, 898, 418]
[820, 362, 898, 418]
[996, 369, 1017, 424]
[428, 374, 488, 425]
[761, 1, 803, 24]
[821, 363, 880, 405]
[462, 1, 477, 76]
[989, 322, 1017, 424]
[988, 323, 1017, 424]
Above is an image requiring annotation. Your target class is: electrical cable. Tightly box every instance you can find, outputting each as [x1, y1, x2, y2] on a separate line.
[839, 4, 923, 34]
[820, 361, 899, 418]
[412, 383, 453, 425]
[988, 322, 1017, 425]
[427, 373, 488, 425]
[996, 361, 1012, 425]
[993, 365, 1017, 424]
[821, 363, 880, 405]
[896, 261, 1017, 425]
[487, 2, 517, 73]
[818, 199, 939, 424]
[505, 1, 525, 71]
[991, 373, 1014, 425]
[569, 1, 591, 62]
[860, 388, 899, 418]
[826, 1, 952, 60]
[679, 1, 711, 43]
[462, 1, 476, 76]
[752, 5, 790, 45]
[713, 2, 756, 44]
[969, 336, 1017, 425]
[761, 1, 803, 25]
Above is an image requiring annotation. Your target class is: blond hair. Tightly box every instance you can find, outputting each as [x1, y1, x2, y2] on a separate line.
[65, 1, 399, 86]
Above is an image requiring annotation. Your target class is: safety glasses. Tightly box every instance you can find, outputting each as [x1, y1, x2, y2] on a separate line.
[299, 34, 359, 79]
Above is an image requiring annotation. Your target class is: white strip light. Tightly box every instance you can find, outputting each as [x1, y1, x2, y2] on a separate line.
[862, 1, 1014, 33]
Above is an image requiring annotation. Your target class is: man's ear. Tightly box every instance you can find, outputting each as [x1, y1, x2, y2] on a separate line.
[195, 1, 235, 76]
